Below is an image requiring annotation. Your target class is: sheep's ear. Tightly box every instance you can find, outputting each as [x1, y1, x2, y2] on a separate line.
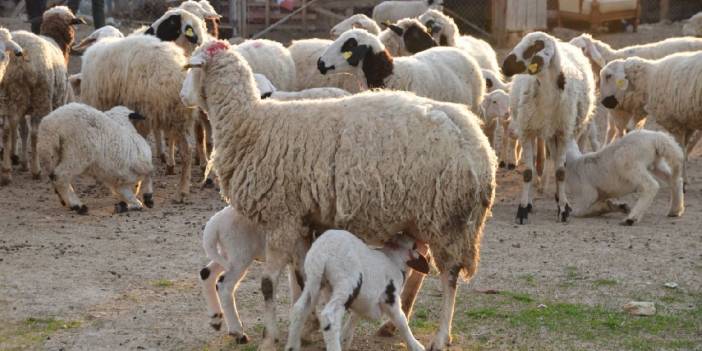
[155, 14, 183, 42]
[382, 22, 404, 37]
[71, 17, 87, 25]
[403, 24, 437, 54]
[128, 112, 146, 121]
[184, 24, 198, 44]
[406, 252, 430, 274]
[144, 26, 155, 35]
[346, 44, 370, 67]
[586, 41, 606, 68]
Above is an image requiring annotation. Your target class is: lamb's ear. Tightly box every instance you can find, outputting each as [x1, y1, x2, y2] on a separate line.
[128, 112, 146, 121]
[154, 14, 183, 42]
[586, 40, 606, 68]
[404, 24, 437, 54]
[406, 252, 430, 274]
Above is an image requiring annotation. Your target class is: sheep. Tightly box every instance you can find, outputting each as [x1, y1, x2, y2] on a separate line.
[319, 29, 485, 114]
[683, 12, 702, 37]
[181, 40, 496, 351]
[288, 38, 364, 92]
[0, 28, 23, 165]
[599, 52, 702, 191]
[0, 7, 79, 185]
[377, 18, 439, 57]
[72, 25, 123, 52]
[37, 103, 154, 214]
[234, 39, 296, 91]
[286, 230, 429, 351]
[565, 130, 684, 225]
[144, 7, 207, 56]
[372, 0, 443, 24]
[418, 10, 500, 74]
[480, 89, 519, 169]
[502, 31, 596, 224]
[330, 14, 381, 39]
[482, 69, 510, 93]
[179, 0, 222, 38]
[80, 35, 193, 202]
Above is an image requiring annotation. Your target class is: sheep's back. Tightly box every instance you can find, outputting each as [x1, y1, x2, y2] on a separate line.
[236, 39, 296, 91]
[646, 52, 702, 130]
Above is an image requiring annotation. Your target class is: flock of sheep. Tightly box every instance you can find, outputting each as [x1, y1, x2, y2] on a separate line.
[1, 0, 701, 350]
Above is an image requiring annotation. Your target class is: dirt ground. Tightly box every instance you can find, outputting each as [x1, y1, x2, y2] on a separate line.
[1, 17, 701, 351]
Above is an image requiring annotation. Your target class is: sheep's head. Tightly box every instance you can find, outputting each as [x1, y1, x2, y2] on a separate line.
[682, 13, 702, 37]
[319, 29, 393, 88]
[145, 8, 206, 48]
[330, 14, 379, 39]
[0, 28, 23, 62]
[418, 9, 454, 46]
[569, 34, 606, 69]
[502, 32, 557, 77]
[382, 235, 430, 275]
[599, 59, 630, 109]
[427, 0, 444, 10]
[180, 40, 230, 109]
[480, 89, 510, 123]
[72, 25, 123, 52]
[39, 6, 85, 61]
[379, 18, 437, 56]
[105, 106, 147, 130]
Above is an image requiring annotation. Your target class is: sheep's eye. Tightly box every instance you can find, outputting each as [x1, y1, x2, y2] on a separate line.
[341, 38, 358, 53]
[605, 74, 612, 80]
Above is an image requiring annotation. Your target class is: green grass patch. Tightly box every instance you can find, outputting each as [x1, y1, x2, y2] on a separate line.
[518, 274, 537, 287]
[0, 317, 82, 350]
[409, 308, 437, 332]
[593, 279, 618, 287]
[501, 291, 534, 303]
[150, 279, 174, 288]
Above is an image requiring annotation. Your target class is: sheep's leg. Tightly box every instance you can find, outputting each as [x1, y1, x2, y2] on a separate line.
[382, 297, 425, 351]
[165, 130, 177, 175]
[113, 184, 144, 213]
[53, 180, 87, 214]
[1, 116, 16, 185]
[672, 130, 690, 193]
[260, 251, 288, 351]
[341, 313, 358, 350]
[516, 137, 535, 224]
[428, 267, 461, 351]
[320, 286, 354, 351]
[686, 130, 702, 155]
[286, 283, 321, 351]
[154, 129, 167, 165]
[175, 132, 192, 203]
[508, 136, 518, 170]
[199, 261, 225, 331]
[666, 159, 685, 218]
[485, 122, 496, 150]
[18, 116, 29, 172]
[498, 124, 509, 169]
[29, 116, 42, 179]
[141, 173, 154, 208]
[587, 121, 601, 151]
[8, 117, 19, 165]
[217, 254, 256, 342]
[534, 137, 546, 194]
[622, 170, 659, 226]
[549, 137, 571, 223]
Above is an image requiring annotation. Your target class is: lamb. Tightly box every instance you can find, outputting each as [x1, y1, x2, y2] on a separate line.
[330, 14, 381, 39]
[37, 103, 154, 214]
[480, 89, 519, 169]
[288, 38, 363, 92]
[565, 130, 684, 225]
[418, 10, 500, 74]
[502, 31, 596, 224]
[683, 12, 702, 37]
[80, 35, 193, 202]
[286, 230, 429, 351]
[72, 25, 123, 52]
[181, 40, 496, 351]
[599, 52, 702, 190]
[1, 7, 80, 185]
[319, 29, 485, 113]
[378, 18, 439, 57]
[0, 28, 23, 77]
[482, 69, 510, 93]
[144, 7, 207, 56]
[372, 0, 443, 24]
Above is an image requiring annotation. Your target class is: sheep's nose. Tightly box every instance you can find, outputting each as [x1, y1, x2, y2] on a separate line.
[14, 50, 22, 57]
[317, 58, 333, 75]
[601, 96, 619, 109]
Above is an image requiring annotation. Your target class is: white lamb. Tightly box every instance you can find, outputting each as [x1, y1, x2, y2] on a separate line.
[288, 38, 363, 92]
[37, 103, 154, 214]
[565, 130, 684, 225]
[330, 14, 381, 39]
[480, 89, 519, 169]
[418, 10, 500, 74]
[286, 230, 429, 351]
[600, 52, 702, 190]
[72, 25, 123, 52]
[372, 0, 443, 24]
[502, 31, 596, 224]
[319, 29, 484, 113]
[683, 12, 702, 37]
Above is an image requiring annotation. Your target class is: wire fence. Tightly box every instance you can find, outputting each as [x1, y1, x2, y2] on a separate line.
[444, 0, 492, 37]
[640, 0, 702, 23]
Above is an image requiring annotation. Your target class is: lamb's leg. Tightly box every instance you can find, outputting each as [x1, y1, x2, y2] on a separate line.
[141, 174, 154, 208]
[665, 159, 685, 218]
[534, 137, 546, 194]
[176, 131, 192, 203]
[29, 116, 42, 179]
[341, 313, 358, 350]
[260, 250, 288, 351]
[587, 121, 601, 151]
[516, 137, 535, 224]
[113, 184, 144, 213]
[549, 137, 571, 222]
[485, 122, 496, 150]
[428, 267, 461, 351]
[1, 116, 15, 185]
[622, 170, 659, 225]
[199, 261, 225, 331]
[53, 180, 86, 214]
[673, 130, 690, 192]
[217, 255, 255, 342]
[382, 293, 425, 351]
[508, 136, 519, 170]
[319, 285, 354, 351]
[165, 130, 177, 175]
[286, 283, 321, 351]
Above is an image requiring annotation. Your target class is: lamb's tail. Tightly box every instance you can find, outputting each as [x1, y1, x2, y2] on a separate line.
[203, 217, 229, 269]
[654, 133, 684, 181]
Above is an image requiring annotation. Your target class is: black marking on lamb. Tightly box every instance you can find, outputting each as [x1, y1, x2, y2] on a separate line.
[128, 112, 145, 121]
[602, 95, 618, 109]
[260, 92, 273, 99]
[502, 54, 525, 77]
[344, 273, 363, 310]
[555, 168, 566, 182]
[294, 269, 305, 291]
[261, 277, 274, 301]
[115, 201, 128, 213]
[523, 169, 533, 183]
[362, 48, 394, 89]
[386, 23, 404, 37]
[217, 274, 225, 284]
[404, 24, 437, 54]
[340, 38, 371, 67]
[200, 267, 210, 280]
[557, 71, 566, 90]
[385, 279, 396, 305]
[523, 40, 545, 59]
[324, 324, 331, 331]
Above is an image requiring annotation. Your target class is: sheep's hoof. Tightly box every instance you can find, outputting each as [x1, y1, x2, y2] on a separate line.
[526, 203, 533, 213]
[210, 322, 221, 331]
[376, 322, 396, 337]
[618, 203, 631, 214]
[508, 163, 516, 170]
[114, 201, 129, 214]
[559, 203, 572, 223]
[10, 154, 20, 165]
[498, 161, 506, 169]
[620, 218, 635, 226]
[229, 333, 249, 344]
[71, 204, 88, 215]
[516, 205, 530, 225]
[203, 178, 215, 189]
[143, 193, 154, 208]
[165, 165, 175, 175]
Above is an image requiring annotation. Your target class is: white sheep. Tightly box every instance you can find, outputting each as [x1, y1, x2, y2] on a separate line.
[480, 89, 520, 169]
[37, 103, 154, 214]
[418, 10, 500, 74]
[683, 12, 702, 37]
[288, 38, 364, 92]
[0, 7, 80, 185]
[72, 25, 123, 52]
[377, 18, 438, 57]
[372, 0, 443, 24]
[0, 28, 23, 166]
[286, 230, 429, 351]
[144, 8, 207, 56]
[600, 52, 702, 191]
[565, 130, 684, 225]
[80, 35, 193, 202]
[234, 39, 296, 91]
[330, 14, 381, 39]
[319, 29, 485, 113]
[179, 0, 221, 38]
[502, 31, 596, 224]
[181, 40, 496, 351]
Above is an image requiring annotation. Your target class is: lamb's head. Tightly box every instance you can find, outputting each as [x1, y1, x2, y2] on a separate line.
[418, 9, 456, 46]
[480, 89, 510, 124]
[378, 18, 437, 56]
[105, 106, 147, 130]
[145, 8, 206, 51]
[381, 235, 430, 275]
[569, 34, 606, 69]
[0, 28, 23, 62]
[599, 59, 638, 109]
[330, 14, 379, 39]
[319, 29, 394, 88]
[502, 32, 557, 77]
[72, 25, 123, 52]
[180, 40, 233, 109]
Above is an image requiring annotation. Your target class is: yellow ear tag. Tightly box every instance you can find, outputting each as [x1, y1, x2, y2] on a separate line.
[616, 79, 626, 89]
[427, 27, 432, 34]
[342, 51, 352, 60]
[185, 27, 194, 37]
[528, 63, 539, 74]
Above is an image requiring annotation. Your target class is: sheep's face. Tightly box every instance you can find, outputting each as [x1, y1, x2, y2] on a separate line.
[418, 10, 448, 44]
[0, 29, 23, 62]
[145, 9, 204, 45]
[427, 0, 444, 9]
[503, 32, 556, 77]
[569, 34, 606, 69]
[73, 25, 123, 51]
[254, 73, 277, 98]
[481, 90, 510, 122]
[384, 235, 430, 275]
[318, 29, 383, 74]
[330, 14, 376, 39]
[599, 60, 629, 109]
[379, 19, 437, 56]
[105, 106, 146, 130]
[181, 51, 208, 109]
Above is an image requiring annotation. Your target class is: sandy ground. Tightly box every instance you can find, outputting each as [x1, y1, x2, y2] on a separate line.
[1, 17, 701, 351]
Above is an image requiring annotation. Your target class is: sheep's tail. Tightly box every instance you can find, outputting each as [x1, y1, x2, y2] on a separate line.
[654, 133, 684, 181]
[203, 218, 228, 269]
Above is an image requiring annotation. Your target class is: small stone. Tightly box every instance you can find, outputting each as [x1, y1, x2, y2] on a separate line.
[663, 282, 678, 289]
[537, 304, 547, 309]
[623, 301, 656, 316]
